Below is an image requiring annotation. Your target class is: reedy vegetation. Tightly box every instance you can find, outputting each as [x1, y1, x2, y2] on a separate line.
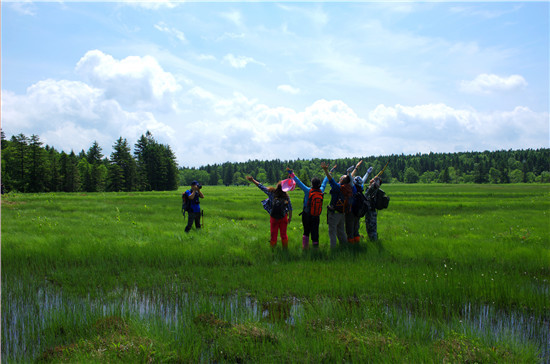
[1, 184, 549, 362]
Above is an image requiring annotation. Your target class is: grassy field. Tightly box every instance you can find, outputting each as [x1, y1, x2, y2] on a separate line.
[1, 184, 549, 363]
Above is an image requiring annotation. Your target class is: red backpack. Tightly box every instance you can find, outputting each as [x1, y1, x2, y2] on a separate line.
[308, 188, 324, 216]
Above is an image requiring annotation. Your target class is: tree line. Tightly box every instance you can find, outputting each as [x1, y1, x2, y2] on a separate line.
[1, 131, 178, 193]
[179, 149, 550, 186]
[1, 129, 548, 193]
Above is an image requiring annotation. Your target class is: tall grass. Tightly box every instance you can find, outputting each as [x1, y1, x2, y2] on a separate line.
[1, 184, 549, 362]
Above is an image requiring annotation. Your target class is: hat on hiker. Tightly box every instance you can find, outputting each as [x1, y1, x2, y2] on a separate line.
[281, 177, 296, 192]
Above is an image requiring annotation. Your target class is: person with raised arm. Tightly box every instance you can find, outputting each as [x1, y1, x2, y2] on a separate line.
[246, 175, 293, 249]
[287, 168, 328, 249]
[321, 162, 352, 248]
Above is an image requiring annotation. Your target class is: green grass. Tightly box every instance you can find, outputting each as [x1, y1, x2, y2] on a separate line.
[2, 184, 549, 363]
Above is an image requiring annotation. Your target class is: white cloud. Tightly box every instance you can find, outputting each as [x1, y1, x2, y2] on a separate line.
[460, 74, 528, 94]
[450, 4, 523, 19]
[181, 95, 542, 166]
[3, 71, 548, 167]
[367, 103, 548, 154]
[215, 32, 246, 42]
[196, 54, 216, 62]
[122, 0, 179, 10]
[277, 85, 300, 95]
[1, 78, 175, 156]
[278, 4, 328, 27]
[2, 80, 104, 129]
[223, 54, 264, 69]
[9, 2, 36, 16]
[178, 92, 379, 164]
[219, 10, 244, 28]
[75, 50, 181, 110]
[154, 22, 187, 43]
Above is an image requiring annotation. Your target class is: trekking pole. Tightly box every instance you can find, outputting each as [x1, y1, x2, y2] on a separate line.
[375, 161, 389, 178]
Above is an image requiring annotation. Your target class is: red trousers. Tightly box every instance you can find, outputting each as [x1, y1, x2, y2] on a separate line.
[270, 216, 288, 247]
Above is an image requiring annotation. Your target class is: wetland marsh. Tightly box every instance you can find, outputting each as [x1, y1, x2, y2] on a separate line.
[2, 184, 549, 362]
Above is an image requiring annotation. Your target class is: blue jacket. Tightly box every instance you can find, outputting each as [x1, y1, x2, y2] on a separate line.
[185, 190, 201, 213]
[293, 175, 328, 211]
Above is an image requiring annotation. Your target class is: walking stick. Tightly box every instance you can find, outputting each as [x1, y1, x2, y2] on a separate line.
[375, 161, 389, 178]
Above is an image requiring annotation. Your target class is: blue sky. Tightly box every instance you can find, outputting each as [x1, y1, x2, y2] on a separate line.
[1, 1, 548, 167]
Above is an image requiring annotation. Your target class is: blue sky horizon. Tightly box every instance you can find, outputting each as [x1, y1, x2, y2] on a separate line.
[1, 1, 548, 168]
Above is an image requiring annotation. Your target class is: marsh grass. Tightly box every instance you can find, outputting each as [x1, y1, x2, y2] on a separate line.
[1, 184, 549, 362]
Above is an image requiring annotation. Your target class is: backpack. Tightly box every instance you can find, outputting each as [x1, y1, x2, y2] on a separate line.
[374, 189, 390, 210]
[334, 184, 353, 213]
[270, 197, 287, 219]
[182, 192, 191, 216]
[307, 189, 324, 216]
[352, 189, 369, 217]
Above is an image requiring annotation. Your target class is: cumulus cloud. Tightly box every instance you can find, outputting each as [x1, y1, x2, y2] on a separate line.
[2, 80, 104, 130]
[277, 85, 300, 95]
[223, 54, 264, 69]
[367, 103, 548, 154]
[2, 50, 547, 168]
[460, 73, 527, 94]
[3, 72, 548, 167]
[1, 77, 175, 156]
[163, 81, 549, 166]
[75, 50, 181, 110]
[177, 91, 380, 164]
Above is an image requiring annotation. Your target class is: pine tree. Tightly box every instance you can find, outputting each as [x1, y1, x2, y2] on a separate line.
[10, 134, 30, 192]
[109, 137, 137, 191]
[45, 146, 61, 192]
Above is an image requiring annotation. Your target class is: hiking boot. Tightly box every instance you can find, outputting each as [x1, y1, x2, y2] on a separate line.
[302, 235, 309, 249]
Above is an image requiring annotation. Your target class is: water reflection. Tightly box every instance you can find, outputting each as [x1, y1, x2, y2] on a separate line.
[2, 285, 548, 362]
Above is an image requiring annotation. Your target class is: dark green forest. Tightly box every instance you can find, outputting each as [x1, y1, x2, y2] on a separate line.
[1, 131, 178, 193]
[1, 130, 549, 193]
[181, 149, 550, 187]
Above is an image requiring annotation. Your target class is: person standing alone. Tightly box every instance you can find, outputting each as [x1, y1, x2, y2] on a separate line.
[184, 181, 204, 233]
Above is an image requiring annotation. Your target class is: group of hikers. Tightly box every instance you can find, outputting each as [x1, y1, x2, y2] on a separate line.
[182, 160, 389, 249]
